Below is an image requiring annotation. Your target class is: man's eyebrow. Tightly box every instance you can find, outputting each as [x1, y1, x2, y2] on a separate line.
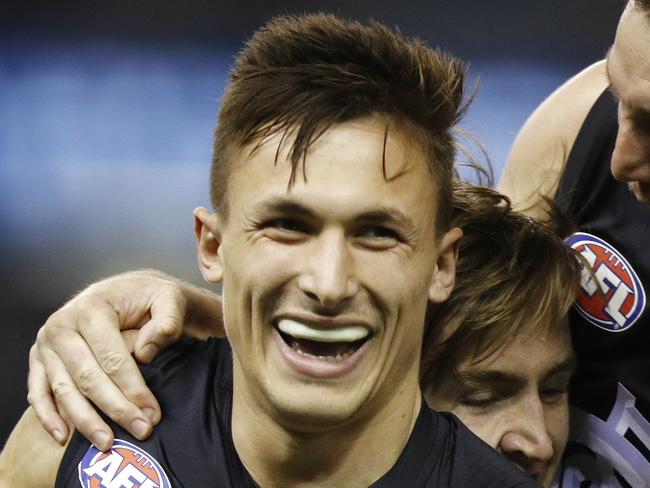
[354, 208, 418, 234]
[543, 355, 577, 380]
[252, 198, 317, 219]
[252, 199, 419, 233]
[457, 370, 523, 389]
[457, 355, 577, 387]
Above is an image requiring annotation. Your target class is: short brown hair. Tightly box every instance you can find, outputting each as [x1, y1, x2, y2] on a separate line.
[210, 13, 467, 230]
[420, 184, 581, 389]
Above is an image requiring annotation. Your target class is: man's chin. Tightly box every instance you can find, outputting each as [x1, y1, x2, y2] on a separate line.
[628, 181, 650, 205]
[266, 390, 364, 433]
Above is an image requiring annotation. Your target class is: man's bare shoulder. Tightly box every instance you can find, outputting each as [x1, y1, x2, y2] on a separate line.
[498, 60, 610, 216]
[0, 408, 66, 487]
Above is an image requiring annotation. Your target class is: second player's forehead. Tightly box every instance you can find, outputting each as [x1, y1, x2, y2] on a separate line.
[460, 318, 574, 377]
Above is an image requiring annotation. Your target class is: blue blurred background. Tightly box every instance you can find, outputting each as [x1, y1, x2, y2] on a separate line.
[0, 0, 621, 444]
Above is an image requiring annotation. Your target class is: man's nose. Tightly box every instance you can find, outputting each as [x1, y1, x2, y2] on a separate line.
[611, 112, 650, 183]
[297, 230, 359, 307]
[498, 398, 554, 469]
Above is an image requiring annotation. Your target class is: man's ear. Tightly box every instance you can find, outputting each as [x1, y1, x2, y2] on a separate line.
[428, 227, 462, 304]
[193, 207, 223, 283]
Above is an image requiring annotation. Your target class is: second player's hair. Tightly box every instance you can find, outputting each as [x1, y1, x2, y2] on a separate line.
[420, 184, 581, 388]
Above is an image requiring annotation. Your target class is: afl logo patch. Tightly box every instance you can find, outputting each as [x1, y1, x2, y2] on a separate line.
[78, 439, 171, 488]
[566, 232, 645, 332]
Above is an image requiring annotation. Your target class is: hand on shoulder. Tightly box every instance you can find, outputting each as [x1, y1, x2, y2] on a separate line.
[28, 269, 223, 451]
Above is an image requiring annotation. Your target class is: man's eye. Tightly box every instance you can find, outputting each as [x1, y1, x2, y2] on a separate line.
[540, 388, 568, 405]
[458, 395, 500, 408]
[261, 218, 311, 242]
[355, 226, 400, 250]
[265, 218, 309, 233]
[358, 226, 399, 241]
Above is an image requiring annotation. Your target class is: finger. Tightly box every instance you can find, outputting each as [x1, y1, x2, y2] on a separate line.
[122, 329, 138, 352]
[39, 347, 115, 451]
[47, 301, 162, 424]
[133, 289, 184, 364]
[73, 307, 162, 424]
[27, 345, 69, 445]
[40, 328, 157, 443]
[134, 318, 182, 364]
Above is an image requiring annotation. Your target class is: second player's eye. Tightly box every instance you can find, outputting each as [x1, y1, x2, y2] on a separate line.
[540, 384, 569, 405]
[458, 393, 501, 408]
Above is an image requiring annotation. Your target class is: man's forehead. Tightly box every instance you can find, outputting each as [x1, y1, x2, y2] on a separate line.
[223, 117, 440, 226]
[608, 3, 650, 103]
[458, 345, 575, 386]
[232, 117, 434, 185]
[462, 318, 572, 366]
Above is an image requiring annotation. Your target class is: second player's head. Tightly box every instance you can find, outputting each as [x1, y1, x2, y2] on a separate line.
[422, 185, 581, 487]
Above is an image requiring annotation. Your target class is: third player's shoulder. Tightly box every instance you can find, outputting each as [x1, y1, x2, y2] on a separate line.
[498, 60, 610, 216]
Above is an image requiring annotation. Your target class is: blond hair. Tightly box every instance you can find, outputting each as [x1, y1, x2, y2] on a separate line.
[420, 184, 581, 387]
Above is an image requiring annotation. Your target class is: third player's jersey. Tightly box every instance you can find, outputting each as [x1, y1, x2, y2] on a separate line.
[556, 88, 650, 487]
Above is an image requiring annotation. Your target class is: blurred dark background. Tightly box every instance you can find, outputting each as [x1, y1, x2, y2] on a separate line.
[0, 0, 621, 446]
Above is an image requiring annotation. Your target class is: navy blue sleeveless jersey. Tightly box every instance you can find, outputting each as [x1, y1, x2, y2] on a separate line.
[555, 88, 650, 487]
[55, 337, 537, 487]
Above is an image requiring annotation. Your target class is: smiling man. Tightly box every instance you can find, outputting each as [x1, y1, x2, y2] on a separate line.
[498, 1, 650, 485]
[0, 13, 537, 487]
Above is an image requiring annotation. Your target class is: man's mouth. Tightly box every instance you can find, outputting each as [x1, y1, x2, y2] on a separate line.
[276, 318, 370, 362]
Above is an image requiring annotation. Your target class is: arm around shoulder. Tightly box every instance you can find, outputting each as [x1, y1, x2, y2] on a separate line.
[498, 60, 610, 217]
[0, 408, 67, 487]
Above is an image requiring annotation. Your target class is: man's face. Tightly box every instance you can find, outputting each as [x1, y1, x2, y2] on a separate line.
[425, 319, 574, 487]
[200, 117, 460, 431]
[608, 1, 650, 204]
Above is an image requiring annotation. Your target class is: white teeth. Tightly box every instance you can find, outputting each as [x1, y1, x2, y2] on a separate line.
[278, 319, 369, 343]
[290, 344, 351, 361]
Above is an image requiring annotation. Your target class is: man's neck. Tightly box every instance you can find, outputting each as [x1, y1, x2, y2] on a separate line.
[230, 371, 422, 488]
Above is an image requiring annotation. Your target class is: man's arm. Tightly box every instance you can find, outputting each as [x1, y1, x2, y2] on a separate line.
[498, 60, 610, 216]
[29, 269, 224, 451]
[0, 408, 66, 487]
